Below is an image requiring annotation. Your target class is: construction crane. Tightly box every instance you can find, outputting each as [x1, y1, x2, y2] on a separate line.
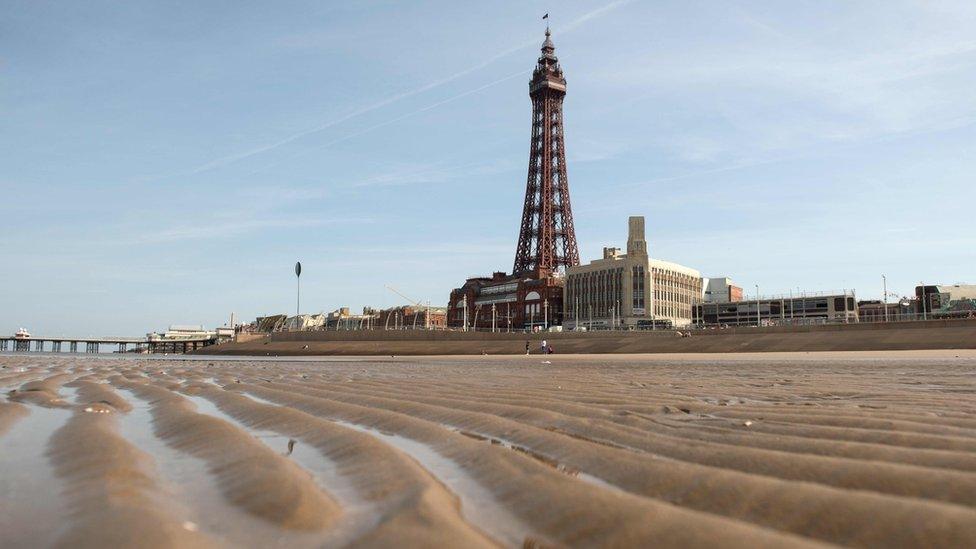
[384, 286, 431, 329]
[385, 285, 423, 307]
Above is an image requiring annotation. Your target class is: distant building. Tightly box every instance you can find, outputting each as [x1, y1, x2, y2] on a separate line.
[215, 327, 235, 342]
[284, 313, 326, 331]
[378, 305, 447, 330]
[324, 307, 377, 330]
[449, 271, 563, 330]
[916, 284, 976, 318]
[146, 324, 217, 342]
[857, 300, 912, 322]
[564, 216, 702, 329]
[702, 277, 742, 303]
[696, 291, 858, 326]
[254, 314, 287, 332]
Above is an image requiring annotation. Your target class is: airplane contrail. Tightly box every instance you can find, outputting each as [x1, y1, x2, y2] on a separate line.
[166, 0, 633, 179]
[248, 68, 532, 177]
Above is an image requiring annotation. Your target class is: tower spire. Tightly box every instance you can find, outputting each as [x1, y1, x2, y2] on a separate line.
[512, 29, 579, 275]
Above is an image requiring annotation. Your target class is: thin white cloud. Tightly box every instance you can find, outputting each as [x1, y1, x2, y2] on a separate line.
[590, 5, 976, 165]
[349, 157, 516, 188]
[250, 69, 532, 177]
[159, 0, 634, 180]
[133, 216, 373, 244]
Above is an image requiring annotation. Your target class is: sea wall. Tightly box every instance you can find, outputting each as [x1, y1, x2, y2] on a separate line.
[196, 319, 976, 356]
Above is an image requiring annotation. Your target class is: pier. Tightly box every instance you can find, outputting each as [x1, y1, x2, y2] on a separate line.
[0, 335, 216, 354]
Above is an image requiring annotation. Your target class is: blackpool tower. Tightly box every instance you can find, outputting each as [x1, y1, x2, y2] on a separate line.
[512, 28, 580, 275]
[447, 28, 579, 330]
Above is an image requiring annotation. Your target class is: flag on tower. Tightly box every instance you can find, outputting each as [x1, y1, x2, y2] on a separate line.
[543, 13, 549, 20]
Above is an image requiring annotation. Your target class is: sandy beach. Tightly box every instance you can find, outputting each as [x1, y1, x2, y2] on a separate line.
[2, 351, 976, 548]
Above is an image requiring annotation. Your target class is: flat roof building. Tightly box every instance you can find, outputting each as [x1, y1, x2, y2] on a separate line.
[917, 284, 976, 318]
[702, 277, 743, 303]
[695, 291, 858, 326]
[564, 216, 702, 329]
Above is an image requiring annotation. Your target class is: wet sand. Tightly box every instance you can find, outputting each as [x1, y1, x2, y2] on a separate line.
[2, 351, 975, 548]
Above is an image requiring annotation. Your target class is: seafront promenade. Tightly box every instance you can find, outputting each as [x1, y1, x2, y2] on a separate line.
[196, 318, 976, 356]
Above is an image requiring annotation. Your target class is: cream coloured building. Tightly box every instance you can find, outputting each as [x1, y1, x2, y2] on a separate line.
[564, 216, 702, 329]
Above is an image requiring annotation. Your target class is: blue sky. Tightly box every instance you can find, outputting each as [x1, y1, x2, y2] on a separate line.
[2, 1, 975, 336]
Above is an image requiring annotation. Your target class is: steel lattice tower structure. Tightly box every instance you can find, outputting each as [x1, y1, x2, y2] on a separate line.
[512, 28, 579, 275]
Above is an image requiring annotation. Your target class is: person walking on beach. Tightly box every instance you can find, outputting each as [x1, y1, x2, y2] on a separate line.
[541, 339, 547, 355]
[547, 344, 553, 355]
[525, 341, 530, 355]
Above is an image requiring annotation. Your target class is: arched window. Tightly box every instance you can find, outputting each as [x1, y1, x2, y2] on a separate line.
[525, 291, 541, 301]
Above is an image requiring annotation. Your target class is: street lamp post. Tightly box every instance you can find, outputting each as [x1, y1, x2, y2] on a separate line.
[920, 281, 927, 321]
[882, 275, 888, 323]
[755, 284, 761, 327]
[472, 305, 482, 332]
[576, 296, 580, 330]
[789, 288, 794, 323]
[294, 262, 302, 319]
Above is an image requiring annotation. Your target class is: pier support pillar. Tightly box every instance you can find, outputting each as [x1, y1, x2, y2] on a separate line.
[34, 340, 44, 352]
[70, 341, 78, 353]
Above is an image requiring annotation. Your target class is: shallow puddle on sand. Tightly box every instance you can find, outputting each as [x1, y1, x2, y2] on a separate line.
[0, 361, 60, 389]
[244, 392, 534, 546]
[453, 427, 630, 496]
[332, 419, 535, 547]
[59, 385, 81, 405]
[116, 388, 334, 548]
[181, 391, 381, 546]
[0, 402, 70, 548]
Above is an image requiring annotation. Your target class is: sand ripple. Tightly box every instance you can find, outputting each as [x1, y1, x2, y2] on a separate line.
[1, 352, 975, 548]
